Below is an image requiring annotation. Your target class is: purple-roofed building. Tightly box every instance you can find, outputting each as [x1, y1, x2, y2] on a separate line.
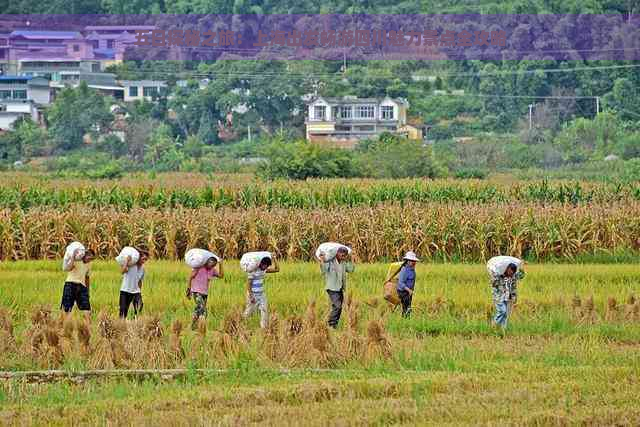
[84, 25, 156, 63]
[0, 33, 11, 74]
[4, 30, 103, 77]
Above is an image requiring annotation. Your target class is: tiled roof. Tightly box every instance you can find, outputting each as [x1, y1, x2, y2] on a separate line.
[309, 96, 409, 106]
[93, 48, 116, 59]
[119, 80, 167, 86]
[11, 30, 82, 40]
[85, 26, 156, 31]
[0, 75, 32, 81]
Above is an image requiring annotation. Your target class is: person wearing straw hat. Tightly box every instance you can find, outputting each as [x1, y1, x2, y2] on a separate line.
[396, 251, 420, 318]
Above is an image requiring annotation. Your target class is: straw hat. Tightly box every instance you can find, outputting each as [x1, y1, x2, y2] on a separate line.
[403, 251, 420, 262]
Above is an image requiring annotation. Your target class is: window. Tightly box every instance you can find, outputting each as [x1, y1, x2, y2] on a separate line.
[91, 40, 99, 49]
[355, 105, 374, 119]
[107, 40, 115, 49]
[356, 125, 374, 131]
[129, 86, 138, 97]
[340, 106, 352, 119]
[381, 106, 394, 120]
[313, 105, 326, 121]
[143, 86, 158, 97]
[13, 90, 27, 100]
[0, 90, 11, 99]
[73, 44, 80, 52]
[0, 49, 4, 59]
[0, 79, 26, 85]
[91, 63, 101, 73]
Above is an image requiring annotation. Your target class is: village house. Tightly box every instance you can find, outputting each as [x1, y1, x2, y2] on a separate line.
[0, 75, 50, 130]
[305, 96, 426, 148]
[0, 100, 40, 131]
[119, 80, 168, 102]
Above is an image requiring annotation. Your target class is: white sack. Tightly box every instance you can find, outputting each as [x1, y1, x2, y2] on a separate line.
[487, 256, 523, 277]
[185, 248, 220, 269]
[240, 251, 272, 273]
[62, 241, 85, 271]
[116, 246, 140, 267]
[315, 242, 352, 262]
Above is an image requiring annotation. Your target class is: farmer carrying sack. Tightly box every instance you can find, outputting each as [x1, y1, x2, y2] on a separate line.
[62, 241, 85, 271]
[383, 261, 404, 306]
[185, 248, 220, 269]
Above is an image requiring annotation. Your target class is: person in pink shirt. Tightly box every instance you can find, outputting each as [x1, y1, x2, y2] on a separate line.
[187, 257, 224, 330]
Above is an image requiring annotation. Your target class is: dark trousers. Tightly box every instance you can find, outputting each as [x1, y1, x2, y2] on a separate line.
[119, 291, 143, 319]
[397, 289, 413, 317]
[326, 290, 344, 328]
[61, 282, 91, 312]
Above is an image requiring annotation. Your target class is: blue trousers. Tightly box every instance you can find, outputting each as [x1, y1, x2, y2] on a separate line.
[494, 300, 512, 328]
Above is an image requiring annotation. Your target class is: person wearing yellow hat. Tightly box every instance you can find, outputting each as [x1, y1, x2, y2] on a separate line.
[396, 251, 420, 318]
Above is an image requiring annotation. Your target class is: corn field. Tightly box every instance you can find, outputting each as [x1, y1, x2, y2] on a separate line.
[2, 202, 640, 262]
[2, 175, 640, 210]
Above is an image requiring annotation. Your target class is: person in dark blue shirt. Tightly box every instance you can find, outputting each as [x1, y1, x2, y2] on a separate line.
[396, 251, 420, 318]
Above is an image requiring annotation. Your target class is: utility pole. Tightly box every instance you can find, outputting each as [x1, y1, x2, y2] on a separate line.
[247, 125, 251, 142]
[528, 104, 533, 130]
[342, 50, 347, 74]
[595, 97, 600, 115]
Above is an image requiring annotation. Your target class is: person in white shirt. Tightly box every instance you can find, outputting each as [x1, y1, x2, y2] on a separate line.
[119, 250, 148, 319]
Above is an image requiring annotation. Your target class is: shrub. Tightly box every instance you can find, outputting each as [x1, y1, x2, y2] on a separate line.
[258, 139, 360, 180]
[454, 168, 488, 179]
[358, 133, 446, 179]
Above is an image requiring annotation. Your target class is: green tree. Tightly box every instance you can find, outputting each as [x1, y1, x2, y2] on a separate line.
[603, 78, 640, 121]
[144, 124, 185, 171]
[47, 82, 113, 152]
[11, 117, 49, 158]
[554, 112, 622, 161]
[169, 83, 223, 144]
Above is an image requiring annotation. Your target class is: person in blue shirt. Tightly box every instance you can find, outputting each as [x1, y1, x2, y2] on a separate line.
[396, 251, 420, 318]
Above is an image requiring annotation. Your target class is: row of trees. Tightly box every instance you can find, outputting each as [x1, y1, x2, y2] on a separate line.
[2, 0, 638, 16]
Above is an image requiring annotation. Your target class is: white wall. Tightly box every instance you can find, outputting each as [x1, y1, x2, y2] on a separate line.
[123, 84, 142, 102]
[27, 86, 51, 105]
[0, 112, 23, 130]
[308, 99, 331, 121]
[379, 99, 399, 121]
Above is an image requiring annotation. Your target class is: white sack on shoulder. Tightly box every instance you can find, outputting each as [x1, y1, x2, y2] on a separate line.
[487, 256, 523, 277]
[315, 242, 352, 262]
[240, 251, 272, 273]
[62, 241, 85, 271]
[116, 247, 140, 267]
[185, 248, 220, 269]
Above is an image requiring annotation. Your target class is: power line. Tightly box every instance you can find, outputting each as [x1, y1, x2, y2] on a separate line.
[171, 44, 640, 55]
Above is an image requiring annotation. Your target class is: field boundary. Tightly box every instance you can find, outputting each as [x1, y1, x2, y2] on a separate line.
[0, 368, 342, 383]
